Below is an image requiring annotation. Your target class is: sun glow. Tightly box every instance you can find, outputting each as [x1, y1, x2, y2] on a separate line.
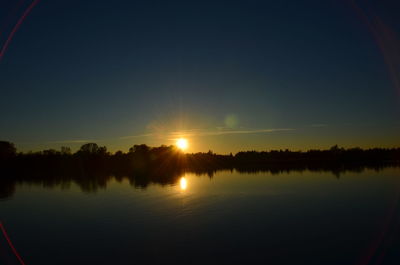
[176, 138, 188, 150]
[180, 177, 187, 190]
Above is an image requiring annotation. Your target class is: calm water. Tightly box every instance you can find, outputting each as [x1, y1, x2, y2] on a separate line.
[1, 168, 400, 265]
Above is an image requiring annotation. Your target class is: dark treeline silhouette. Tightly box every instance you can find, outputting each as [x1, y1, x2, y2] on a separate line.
[0, 141, 400, 199]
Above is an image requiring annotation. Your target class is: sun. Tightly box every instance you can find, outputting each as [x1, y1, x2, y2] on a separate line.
[176, 138, 188, 151]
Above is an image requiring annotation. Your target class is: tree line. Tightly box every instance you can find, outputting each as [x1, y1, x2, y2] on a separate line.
[1, 141, 400, 171]
[1, 141, 400, 164]
[0, 140, 399, 179]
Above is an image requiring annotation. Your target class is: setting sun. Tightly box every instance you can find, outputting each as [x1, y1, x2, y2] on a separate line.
[176, 138, 188, 150]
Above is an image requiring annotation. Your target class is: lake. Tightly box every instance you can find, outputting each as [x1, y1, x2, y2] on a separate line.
[1, 167, 400, 265]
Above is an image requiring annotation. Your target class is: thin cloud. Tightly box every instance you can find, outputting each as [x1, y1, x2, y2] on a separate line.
[46, 139, 95, 144]
[120, 127, 294, 140]
[119, 133, 156, 139]
[173, 128, 295, 137]
[15, 139, 95, 148]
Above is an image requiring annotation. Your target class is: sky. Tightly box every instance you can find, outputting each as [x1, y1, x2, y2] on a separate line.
[0, 0, 400, 153]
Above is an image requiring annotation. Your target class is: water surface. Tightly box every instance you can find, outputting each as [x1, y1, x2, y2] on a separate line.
[1, 168, 400, 265]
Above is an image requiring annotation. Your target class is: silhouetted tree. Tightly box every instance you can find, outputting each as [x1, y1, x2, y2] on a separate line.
[61, 146, 71, 155]
[129, 144, 150, 154]
[0, 141, 16, 160]
[78, 143, 101, 154]
[43, 149, 59, 156]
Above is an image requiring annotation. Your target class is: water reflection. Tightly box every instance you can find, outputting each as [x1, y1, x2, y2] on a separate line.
[180, 177, 187, 191]
[1, 168, 400, 265]
[0, 164, 399, 200]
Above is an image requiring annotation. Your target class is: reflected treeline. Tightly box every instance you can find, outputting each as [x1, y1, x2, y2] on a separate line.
[0, 141, 400, 199]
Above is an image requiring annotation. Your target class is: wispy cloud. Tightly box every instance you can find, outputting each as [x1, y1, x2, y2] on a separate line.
[12, 139, 95, 148]
[170, 128, 294, 137]
[119, 133, 156, 140]
[120, 127, 294, 140]
[46, 139, 95, 144]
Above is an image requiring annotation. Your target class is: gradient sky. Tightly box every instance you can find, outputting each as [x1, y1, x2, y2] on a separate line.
[0, 0, 400, 153]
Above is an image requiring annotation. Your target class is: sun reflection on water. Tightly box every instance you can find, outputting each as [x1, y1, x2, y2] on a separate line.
[180, 177, 187, 191]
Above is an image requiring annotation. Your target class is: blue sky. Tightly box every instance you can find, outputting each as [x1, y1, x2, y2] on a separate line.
[0, 0, 399, 153]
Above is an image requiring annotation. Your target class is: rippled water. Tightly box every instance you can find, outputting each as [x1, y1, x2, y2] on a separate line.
[1, 168, 400, 265]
